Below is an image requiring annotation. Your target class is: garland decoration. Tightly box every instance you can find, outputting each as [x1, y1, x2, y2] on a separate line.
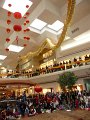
[20, 0, 76, 61]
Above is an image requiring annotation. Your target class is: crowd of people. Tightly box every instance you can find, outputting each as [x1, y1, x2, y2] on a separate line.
[20, 54, 90, 78]
[0, 90, 90, 120]
[6, 54, 90, 78]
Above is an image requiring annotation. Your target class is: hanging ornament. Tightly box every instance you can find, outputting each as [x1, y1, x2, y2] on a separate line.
[5, 48, 9, 52]
[23, 30, 26, 33]
[6, 38, 10, 42]
[7, 19, 11, 25]
[26, 28, 30, 32]
[26, 5, 29, 8]
[6, 28, 11, 33]
[26, 12, 29, 16]
[13, 25, 22, 32]
[34, 85, 42, 93]
[23, 44, 27, 47]
[23, 16, 27, 19]
[26, 20, 29, 24]
[14, 12, 22, 19]
[26, 37, 30, 40]
[24, 22, 26, 26]
[24, 37, 27, 40]
[8, 11, 12, 17]
[8, 4, 12, 7]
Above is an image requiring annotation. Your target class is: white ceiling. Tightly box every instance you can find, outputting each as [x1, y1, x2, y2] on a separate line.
[0, 0, 90, 69]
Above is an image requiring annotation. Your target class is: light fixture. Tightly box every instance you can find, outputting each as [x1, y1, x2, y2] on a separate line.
[3, 0, 33, 16]
[8, 45, 24, 52]
[0, 55, 7, 60]
[47, 20, 64, 31]
[30, 18, 47, 30]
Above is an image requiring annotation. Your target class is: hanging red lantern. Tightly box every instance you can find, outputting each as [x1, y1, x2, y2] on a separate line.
[26, 28, 30, 32]
[24, 37, 27, 40]
[13, 25, 22, 32]
[24, 22, 26, 26]
[24, 16, 27, 19]
[8, 4, 12, 7]
[26, 37, 30, 40]
[7, 20, 11, 25]
[23, 44, 27, 47]
[34, 85, 42, 93]
[26, 20, 29, 24]
[8, 11, 11, 17]
[5, 48, 9, 52]
[26, 5, 29, 8]
[23, 30, 26, 33]
[14, 12, 22, 19]
[6, 28, 11, 33]
[26, 12, 29, 16]
[6, 38, 10, 42]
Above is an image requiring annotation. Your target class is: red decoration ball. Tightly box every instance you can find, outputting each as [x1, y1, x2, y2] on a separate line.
[8, 4, 12, 7]
[13, 25, 22, 32]
[26, 5, 29, 8]
[5, 48, 9, 52]
[14, 12, 22, 19]
[34, 85, 42, 93]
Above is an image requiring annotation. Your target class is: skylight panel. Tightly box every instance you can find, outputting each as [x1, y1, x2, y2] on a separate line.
[0, 55, 7, 60]
[30, 19, 47, 30]
[47, 20, 64, 31]
[8, 45, 24, 52]
[3, 0, 33, 16]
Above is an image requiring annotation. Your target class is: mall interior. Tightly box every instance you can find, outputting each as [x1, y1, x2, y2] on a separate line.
[0, 0, 90, 99]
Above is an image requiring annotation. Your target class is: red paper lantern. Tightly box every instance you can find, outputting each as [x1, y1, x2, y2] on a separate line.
[13, 25, 22, 32]
[26, 12, 29, 16]
[26, 5, 29, 8]
[24, 16, 27, 19]
[7, 20, 11, 25]
[34, 85, 42, 93]
[26, 37, 30, 40]
[26, 20, 29, 24]
[6, 38, 10, 42]
[24, 22, 26, 26]
[26, 28, 30, 31]
[5, 48, 9, 52]
[23, 44, 27, 47]
[8, 11, 11, 17]
[14, 12, 22, 19]
[8, 4, 12, 7]
[6, 28, 11, 33]
[24, 37, 27, 40]
[23, 30, 26, 33]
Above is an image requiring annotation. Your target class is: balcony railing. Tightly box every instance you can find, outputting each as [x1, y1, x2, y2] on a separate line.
[0, 59, 90, 78]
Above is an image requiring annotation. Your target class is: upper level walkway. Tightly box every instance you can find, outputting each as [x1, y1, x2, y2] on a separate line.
[0, 60, 90, 85]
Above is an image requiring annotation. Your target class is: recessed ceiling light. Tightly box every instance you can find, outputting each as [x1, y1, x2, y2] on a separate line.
[8, 45, 24, 52]
[30, 19, 47, 30]
[3, 0, 33, 16]
[0, 55, 7, 60]
[47, 20, 64, 31]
